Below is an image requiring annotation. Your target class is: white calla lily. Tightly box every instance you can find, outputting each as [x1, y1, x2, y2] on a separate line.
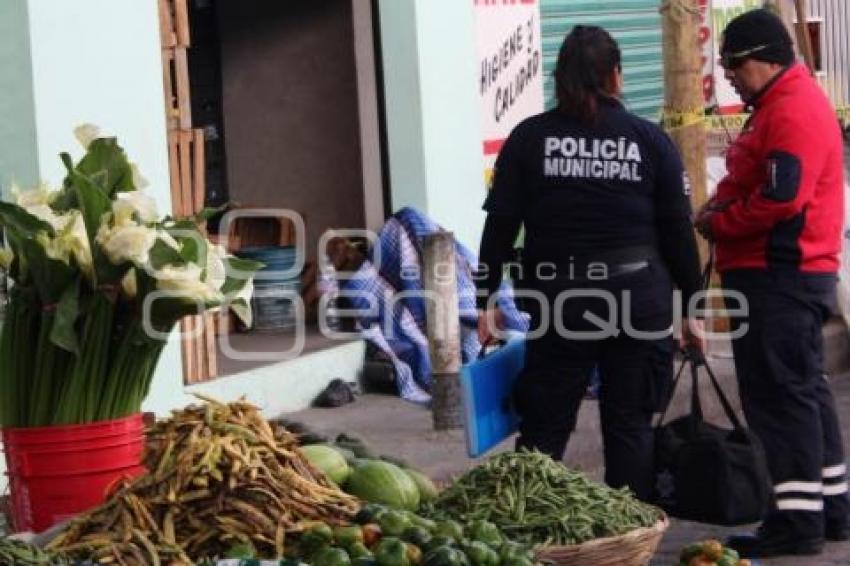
[204, 244, 228, 290]
[222, 279, 254, 328]
[96, 222, 157, 266]
[29, 210, 94, 278]
[13, 182, 54, 208]
[63, 212, 94, 279]
[130, 163, 150, 190]
[0, 248, 14, 271]
[73, 123, 101, 149]
[36, 231, 70, 265]
[154, 263, 223, 304]
[113, 191, 159, 225]
[121, 269, 138, 299]
[0, 126, 267, 430]
[229, 277, 254, 327]
[216, 250, 257, 327]
[158, 230, 181, 251]
[26, 204, 65, 231]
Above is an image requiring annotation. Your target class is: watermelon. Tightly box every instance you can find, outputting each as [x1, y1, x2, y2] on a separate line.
[300, 444, 351, 485]
[403, 468, 438, 503]
[346, 460, 421, 511]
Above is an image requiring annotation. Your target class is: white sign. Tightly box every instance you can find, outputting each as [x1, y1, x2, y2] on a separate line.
[475, 0, 545, 179]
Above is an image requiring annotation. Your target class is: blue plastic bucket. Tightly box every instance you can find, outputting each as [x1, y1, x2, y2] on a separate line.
[236, 247, 302, 331]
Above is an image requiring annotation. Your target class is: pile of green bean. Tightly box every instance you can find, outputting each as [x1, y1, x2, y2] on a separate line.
[427, 451, 661, 546]
[0, 537, 69, 565]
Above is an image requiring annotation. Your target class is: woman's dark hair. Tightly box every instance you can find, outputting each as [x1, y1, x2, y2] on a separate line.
[554, 25, 622, 124]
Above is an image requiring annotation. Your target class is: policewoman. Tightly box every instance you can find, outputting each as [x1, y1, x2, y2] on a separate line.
[476, 25, 703, 501]
[696, 9, 848, 558]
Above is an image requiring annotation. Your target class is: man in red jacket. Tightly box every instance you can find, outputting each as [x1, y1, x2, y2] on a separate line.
[697, 9, 848, 558]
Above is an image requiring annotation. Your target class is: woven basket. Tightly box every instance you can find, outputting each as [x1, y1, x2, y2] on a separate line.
[535, 514, 670, 566]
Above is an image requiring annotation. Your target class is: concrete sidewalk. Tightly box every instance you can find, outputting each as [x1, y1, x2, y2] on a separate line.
[288, 346, 850, 565]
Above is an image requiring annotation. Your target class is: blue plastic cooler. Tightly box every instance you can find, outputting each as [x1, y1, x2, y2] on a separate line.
[460, 339, 526, 458]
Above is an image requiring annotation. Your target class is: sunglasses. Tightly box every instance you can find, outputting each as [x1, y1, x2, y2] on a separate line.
[720, 43, 772, 69]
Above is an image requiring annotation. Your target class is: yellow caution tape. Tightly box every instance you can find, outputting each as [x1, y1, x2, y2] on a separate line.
[661, 108, 706, 131]
[706, 113, 750, 131]
[661, 104, 849, 133]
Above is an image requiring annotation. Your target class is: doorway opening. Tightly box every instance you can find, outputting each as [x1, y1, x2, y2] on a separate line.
[166, 0, 386, 382]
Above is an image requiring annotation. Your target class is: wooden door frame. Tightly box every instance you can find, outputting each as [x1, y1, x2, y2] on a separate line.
[353, 0, 388, 232]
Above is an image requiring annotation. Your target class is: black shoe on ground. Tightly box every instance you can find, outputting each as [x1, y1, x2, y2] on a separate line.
[826, 521, 850, 542]
[726, 531, 824, 558]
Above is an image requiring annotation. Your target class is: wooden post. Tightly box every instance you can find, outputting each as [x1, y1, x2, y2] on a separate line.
[174, 0, 191, 48]
[793, 0, 817, 75]
[660, 0, 708, 257]
[158, 0, 176, 49]
[174, 47, 192, 130]
[771, 0, 812, 69]
[774, 1, 804, 53]
[422, 232, 463, 431]
[661, 0, 720, 331]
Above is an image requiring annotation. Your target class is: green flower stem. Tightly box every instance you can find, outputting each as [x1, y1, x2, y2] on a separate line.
[96, 322, 129, 421]
[98, 320, 140, 420]
[18, 299, 39, 427]
[14, 311, 28, 427]
[54, 292, 114, 425]
[86, 294, 116, 423]
[132, 337, 167, 415]
[28, 311, 73, 427]
[99, 320, 166, 421]
[0, 298, 17, 426]
[0, 297, 21, 427]
[0, 289, 40, 428]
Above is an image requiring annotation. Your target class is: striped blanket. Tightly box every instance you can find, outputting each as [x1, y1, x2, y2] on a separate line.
[341, 207, 528, 403]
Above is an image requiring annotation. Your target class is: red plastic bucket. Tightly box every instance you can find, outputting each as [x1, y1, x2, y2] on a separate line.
[2, 413, 146, 533]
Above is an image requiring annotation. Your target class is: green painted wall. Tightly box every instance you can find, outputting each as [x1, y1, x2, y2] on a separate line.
[0, 1, 40, 197]
[540, 0, 666, 120]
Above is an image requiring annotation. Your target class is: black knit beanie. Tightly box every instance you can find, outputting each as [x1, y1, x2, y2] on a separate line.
[721, 8, 795, 65]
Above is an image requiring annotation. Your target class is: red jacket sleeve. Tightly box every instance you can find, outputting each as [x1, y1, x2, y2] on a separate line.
[711, 112, 825, 240]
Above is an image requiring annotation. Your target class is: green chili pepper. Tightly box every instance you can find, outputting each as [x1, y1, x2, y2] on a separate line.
[423, 450, 661, 546]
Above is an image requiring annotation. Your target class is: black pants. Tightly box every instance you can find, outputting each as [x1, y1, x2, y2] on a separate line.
[514, 262, 675, 501]
[723, 269, 849, 539]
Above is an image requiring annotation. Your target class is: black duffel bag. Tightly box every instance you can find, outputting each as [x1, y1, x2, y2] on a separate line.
[653, 348, 772, 525]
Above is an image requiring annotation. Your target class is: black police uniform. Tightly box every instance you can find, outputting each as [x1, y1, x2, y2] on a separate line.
[476, 99, 702, 500]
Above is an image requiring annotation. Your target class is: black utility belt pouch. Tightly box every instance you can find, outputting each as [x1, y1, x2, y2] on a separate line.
[653, 349, 772, 525]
